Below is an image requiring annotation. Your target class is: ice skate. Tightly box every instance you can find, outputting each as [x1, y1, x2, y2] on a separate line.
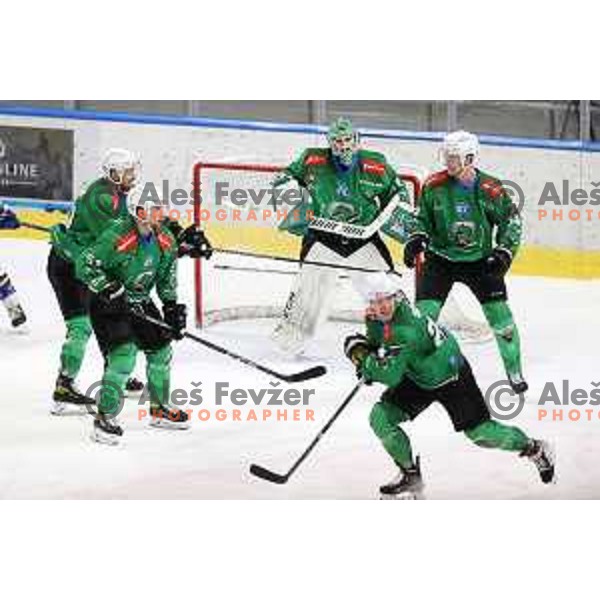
[521, 439, 556, 484]
[380, 457, 424, 500]
[148, 404, 190, 430]
[92, 414, 123, 445]
[7, 301, 26, 328]
[50, 374, 95, 415]
[125, 376, 145, 395]
[508, 372, 528, 394]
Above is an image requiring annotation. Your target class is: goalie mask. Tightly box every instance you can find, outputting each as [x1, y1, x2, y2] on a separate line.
[102, 148, 141, 191]
[439, 130, 479, 177]
[327, 117, 359, 168]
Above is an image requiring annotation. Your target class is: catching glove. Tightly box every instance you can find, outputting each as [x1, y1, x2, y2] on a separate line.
[177, 225, 213, 259]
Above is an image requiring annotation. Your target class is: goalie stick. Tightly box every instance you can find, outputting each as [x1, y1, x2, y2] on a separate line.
[307, 195, 403, 240]
[137, 312, 326, 384]
[249, 379, 365, 484]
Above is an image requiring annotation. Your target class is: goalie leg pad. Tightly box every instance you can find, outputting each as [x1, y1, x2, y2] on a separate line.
[273, 243, 338, 354]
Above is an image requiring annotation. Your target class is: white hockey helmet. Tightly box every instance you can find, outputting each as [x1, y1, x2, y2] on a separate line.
[439, 130, 479, 169]
[102, 148, 141, 189]
[354, 272, 402, 304]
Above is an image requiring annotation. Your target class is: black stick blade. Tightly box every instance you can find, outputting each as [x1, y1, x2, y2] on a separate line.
[282, 365, 327, 383]
[250, 464, 289, 484]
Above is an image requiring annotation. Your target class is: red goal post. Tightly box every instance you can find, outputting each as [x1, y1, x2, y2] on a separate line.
[191, 160, 423, 328]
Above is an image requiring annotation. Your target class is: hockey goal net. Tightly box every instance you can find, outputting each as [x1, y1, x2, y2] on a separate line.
[191, 161, 491, 342]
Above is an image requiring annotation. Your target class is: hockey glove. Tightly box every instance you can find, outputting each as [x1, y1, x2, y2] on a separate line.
[0, 204, 20, 230]
[344, 334, 374, 384]
[163, 301, 187, 340]
[403, 234, 428, 269]
[177, 225, 213, 259]
[486, 247, 512, 277]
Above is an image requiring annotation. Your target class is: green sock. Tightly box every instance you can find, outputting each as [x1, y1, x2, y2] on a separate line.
[370, 400, 414, 468]
[60, 315, 92, 379]
[146, 344, 173, 408]
[465, 420, 529, 452]
[482, 300, 523, 377]
[99, 343, 137, 415]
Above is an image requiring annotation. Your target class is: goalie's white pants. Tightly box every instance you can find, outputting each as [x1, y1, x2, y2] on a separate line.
[272, 241, 393, 355]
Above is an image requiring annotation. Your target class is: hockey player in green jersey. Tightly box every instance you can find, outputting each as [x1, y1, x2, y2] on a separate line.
[403, 131, 527, 392]
[272, 117, 415, 354]
[47, 148, 143, 412]
[344, 273, 554, 498]
[48, 148, 211, 413]
[75, 190, 189, 444]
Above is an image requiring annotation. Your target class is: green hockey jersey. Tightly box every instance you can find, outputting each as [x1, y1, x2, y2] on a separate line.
[361, 293, 463, 390]
[412, 169, 522, 262]
[75, 217, 178, 305]
[51, 177, 128, 262]
[277, 148, 415, 241]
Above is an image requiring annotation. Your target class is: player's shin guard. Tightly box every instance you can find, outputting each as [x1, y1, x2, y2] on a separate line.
[415, 299, 443, 321]
[272, 262, 336, 355]
[145, 344, 188, 429]
[369, 401, 414, 469]
[482, 300, 526, 390]
[98, 343, 137, 416]
[464, 419, 529, 452]
[59, 315, 92, 379]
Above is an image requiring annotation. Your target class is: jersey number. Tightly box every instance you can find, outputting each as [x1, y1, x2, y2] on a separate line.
[425, 317, 446, 348]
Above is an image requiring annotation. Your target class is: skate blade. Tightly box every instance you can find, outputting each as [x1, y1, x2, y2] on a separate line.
[380, 490, 424, 500]
[50, 402, 87, 416]
[91, 430, 121, 446]
[148, 419, 190, 430]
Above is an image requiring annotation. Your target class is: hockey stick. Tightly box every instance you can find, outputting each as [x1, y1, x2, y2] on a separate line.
[137, 312, 327, 383]
[19, 221, 52, 233]
[215, 264, 297, 276]
[214, 264, 352, 279]
[249, 379, 365, 484]
[308, 196, 402, 240]
[214, 247, 401, 276]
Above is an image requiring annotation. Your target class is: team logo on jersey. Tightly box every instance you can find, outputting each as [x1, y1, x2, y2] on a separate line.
[451, 221, 477, 248]
[455, 202, 472, 218]
[336, 181, 350, 198]
[327, 201, 358, 223]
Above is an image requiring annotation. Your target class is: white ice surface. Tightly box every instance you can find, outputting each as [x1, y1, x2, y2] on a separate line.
[1, 238, 599, 499]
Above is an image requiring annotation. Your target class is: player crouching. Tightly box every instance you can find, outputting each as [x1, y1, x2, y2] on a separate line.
[75, 191, 193, 444]
[344, 274, 555, 499]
